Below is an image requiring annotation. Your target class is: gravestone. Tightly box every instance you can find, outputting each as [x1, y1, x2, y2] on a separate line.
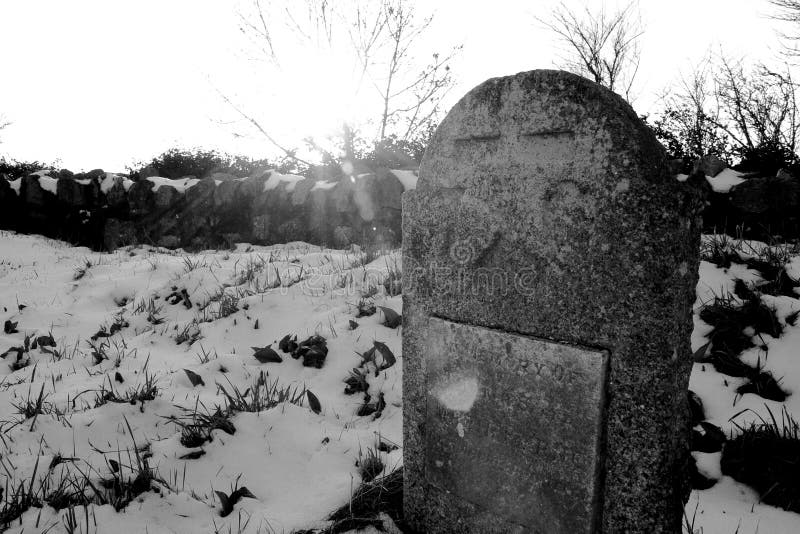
[402, 70, 701, 533]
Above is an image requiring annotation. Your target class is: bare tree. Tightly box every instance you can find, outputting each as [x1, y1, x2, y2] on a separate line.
[538, 1, 643, 100]
[712, 57, 799, 157]
[369, 2, 459, 145]
[652, 59, 731, 160]
[231, 0, 459, 165]
[653, 54, 800, 167]
[769, 0, 800, 56]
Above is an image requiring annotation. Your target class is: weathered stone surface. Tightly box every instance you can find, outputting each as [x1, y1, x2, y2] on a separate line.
[103, 176, 129, 210]
[127, 180, 155, 217]
[730, 174, 800, 215]
[56, 168, 75, 180]
[0, 178, 16, 226]
[416, 316, 608, 533]
[333, 225, 354, 248]
[0, 176, 12, 201]
[403, 70, 701, 533]
[214, 179, 242, 207]
[291, 177, 316, 206]
[55, 178, 99, 208]
[103, 218, 136, 251]
[184, 176, 216, 210]
[21, 176, 47, 207]
[692, 154, 726, 177]
[154, 184, 180, 208]
[1, 161, 407, 250]
[157, 234, 180, 248]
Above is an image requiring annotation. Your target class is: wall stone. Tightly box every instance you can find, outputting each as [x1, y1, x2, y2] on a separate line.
[0, 166, 407, 251]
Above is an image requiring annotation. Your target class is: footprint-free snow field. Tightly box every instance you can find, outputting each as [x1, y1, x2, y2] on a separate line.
[1, 231, 800, 533]
[0, 232, 402, 533]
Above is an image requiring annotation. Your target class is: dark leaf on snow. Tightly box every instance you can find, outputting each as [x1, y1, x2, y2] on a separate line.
[251, 345, 283, 363]
[1, 347, 23, 361]
[215, 491, 232, 517]
[692, 341, 712, 362]
[344, 369, 369, 395]
[4, 320, 18, 334]
[691, 421, 726, 453]
[303, 348, 327, 368]
[217, 487, 256, 517]
[278, 334, 297, 353]
[293, 335, 328, 368]
[231, 486, 256, 501]
[377, 306, 402, 329]
[358, 346, 376, 365]
[373, 341, 396, 371]
[90, 330, 111, 341]
[180, 289, 192, 309]
[307, 390, 322, 414]
[183, 369, 205, 387]
[115, 371, 124, 384]
[357, 392, 386, 419]
[36, 335, 56, 348]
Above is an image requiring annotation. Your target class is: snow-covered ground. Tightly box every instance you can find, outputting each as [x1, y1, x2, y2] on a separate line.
[688, 237, 800, 534]
[0, 231, 798, 533]
[0, 232, 402, 533]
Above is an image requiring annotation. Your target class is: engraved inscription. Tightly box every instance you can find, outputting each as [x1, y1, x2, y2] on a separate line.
[423, 317, 609, 533]
[521, 129, 575, 138]
[454, 133, 501, 142]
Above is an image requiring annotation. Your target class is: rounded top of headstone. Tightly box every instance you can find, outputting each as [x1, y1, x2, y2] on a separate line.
[404, 68, 699, 349]
[419, 69, 666, 191]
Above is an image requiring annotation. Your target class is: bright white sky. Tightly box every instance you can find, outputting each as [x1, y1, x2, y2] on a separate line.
[0, 0, 788, 171]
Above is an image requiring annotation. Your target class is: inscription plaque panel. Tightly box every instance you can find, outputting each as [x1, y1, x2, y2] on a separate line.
[423, 316, 609, 533]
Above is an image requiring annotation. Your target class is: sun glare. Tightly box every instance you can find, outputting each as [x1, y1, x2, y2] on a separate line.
[273, 46, 366, 146]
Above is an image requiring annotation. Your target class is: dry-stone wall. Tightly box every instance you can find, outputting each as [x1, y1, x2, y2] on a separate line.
[676, 157, 800, 241]
[1, 155, 798, 250]
[0, 167, 416, 250]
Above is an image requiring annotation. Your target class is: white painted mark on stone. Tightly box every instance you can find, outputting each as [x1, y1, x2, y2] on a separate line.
[434, 376, 479, 412]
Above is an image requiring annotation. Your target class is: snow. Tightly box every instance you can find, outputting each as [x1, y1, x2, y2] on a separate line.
[688, 237, 800, 533]
[38, 175, 59, 194]
[8, 178, 21, 195]
[1, 229, 800, 533]
[686, 477, 800, 534]
[147, 176, 199, 193]
[0, 232, 402, 533]
[311, 180, 338, 191]
[706, 168, 746, 193]
[263, 171, 305, 192]
[390, 169, 418, 190]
